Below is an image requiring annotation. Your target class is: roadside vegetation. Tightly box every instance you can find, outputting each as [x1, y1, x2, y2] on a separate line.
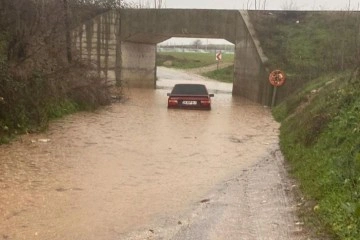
[0, 0, 133, 144]
[274, 70, 360, 240]
[250, 11, 360, 97]
[156, 52, 234, 69]
[249, 11, 360, 239]
[202, 65, 234, 83]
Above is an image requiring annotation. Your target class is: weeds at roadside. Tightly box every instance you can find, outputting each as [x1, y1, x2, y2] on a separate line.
[275, 71, 360, 239]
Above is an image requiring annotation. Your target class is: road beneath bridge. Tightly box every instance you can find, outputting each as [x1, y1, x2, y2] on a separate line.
[0, 68, 305, 240]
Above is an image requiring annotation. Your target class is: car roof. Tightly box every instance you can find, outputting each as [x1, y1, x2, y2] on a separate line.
[171, 84, 208, 95]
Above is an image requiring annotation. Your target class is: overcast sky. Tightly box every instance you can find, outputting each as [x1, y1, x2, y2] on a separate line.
[164, 0, 360, 11]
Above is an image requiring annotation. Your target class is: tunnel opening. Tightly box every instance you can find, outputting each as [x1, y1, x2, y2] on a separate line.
[155, 37, 235, 94]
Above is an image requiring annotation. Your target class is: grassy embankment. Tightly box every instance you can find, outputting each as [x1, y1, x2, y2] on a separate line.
[248, 11, 360, 239]
[202, 65, 235, 83]
[157, 52, 234, 82]
[274, 72, 360, 240]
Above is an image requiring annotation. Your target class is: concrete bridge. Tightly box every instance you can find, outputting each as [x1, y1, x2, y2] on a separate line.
[73, 9, 272, 105]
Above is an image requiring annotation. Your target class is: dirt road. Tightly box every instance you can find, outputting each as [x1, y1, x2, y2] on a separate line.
[0, 68, 306, 240]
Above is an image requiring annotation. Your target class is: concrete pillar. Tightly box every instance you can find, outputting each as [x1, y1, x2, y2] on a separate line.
[233, 37, 266, 103]
[120, 41, 156, 88]
[233, 11, 271, 105]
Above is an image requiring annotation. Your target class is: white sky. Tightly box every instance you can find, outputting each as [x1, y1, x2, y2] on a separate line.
[140, 0, 360, 45]
[164, 0, 360, 11]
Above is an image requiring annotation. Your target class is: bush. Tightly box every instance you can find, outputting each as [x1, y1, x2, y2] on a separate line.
[0, 60, 110, 143]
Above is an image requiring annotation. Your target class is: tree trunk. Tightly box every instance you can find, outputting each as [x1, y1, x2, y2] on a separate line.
[63, 0, 72, 63]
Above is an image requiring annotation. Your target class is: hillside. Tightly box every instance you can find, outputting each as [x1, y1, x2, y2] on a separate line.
[249, 11, 360, 239]
[249, 10, 360, 103]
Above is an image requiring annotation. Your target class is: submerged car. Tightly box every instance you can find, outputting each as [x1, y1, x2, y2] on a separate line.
[167, 84, 214, 110]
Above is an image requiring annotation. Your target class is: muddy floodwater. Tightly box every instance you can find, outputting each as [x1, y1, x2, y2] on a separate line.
[0, 68, 282, 239]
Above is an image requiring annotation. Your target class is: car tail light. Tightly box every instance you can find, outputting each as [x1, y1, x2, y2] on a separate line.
[168, 99, 178, 106]
[200, 99, 211, 105]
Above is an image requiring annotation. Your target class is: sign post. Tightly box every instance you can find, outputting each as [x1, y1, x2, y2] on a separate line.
[216, 51, 222, 70]
[268, 70, 286, 108]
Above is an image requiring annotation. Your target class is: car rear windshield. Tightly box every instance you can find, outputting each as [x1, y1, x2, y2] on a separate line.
[171, 84, 208, 95]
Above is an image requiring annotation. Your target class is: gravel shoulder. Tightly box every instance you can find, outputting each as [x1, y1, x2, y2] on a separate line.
[121, 149, 307, 240]
[171, 150, 306, 240]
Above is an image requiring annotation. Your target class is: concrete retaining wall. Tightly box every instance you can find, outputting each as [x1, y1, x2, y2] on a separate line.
[120, 42, 156, 88]
[73, 11, 120, 85]
[233, 11, 271, 105]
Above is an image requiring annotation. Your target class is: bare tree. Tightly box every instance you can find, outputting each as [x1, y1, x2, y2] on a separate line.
[262, 0, 267, 10]
[154, 0, 164, 8]
[246, 0, 252, 9]
[137, 0, 166, 8]
[70, 0, 133, 9]
[281, 0, 298, 10]
[193, 39, 202, 49]
[136, 0, 151, 8]
[245, 0, 267, 10]
[63, 0, 72, 63]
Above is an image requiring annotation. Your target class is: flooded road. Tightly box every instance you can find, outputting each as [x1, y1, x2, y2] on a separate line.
[0, 67, 284, 239]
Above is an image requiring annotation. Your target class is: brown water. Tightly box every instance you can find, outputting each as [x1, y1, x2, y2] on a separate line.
[0, 68, 279, 240]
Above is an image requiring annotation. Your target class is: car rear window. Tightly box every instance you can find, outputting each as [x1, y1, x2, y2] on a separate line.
[171, 84, 208, 95]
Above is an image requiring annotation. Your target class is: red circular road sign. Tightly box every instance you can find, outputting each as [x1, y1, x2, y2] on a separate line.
[269, 70, 286, 87]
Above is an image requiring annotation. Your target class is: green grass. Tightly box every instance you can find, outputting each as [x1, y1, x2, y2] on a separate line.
[202, 64, 234, 83]
[157, 52, 234, 69]
[46, 100, 80, 119]
[250, 11, 360, 89]
[272, 72, 346, 122]
[274, 70, 360, 239]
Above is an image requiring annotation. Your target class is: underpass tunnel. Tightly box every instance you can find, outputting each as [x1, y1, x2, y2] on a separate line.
[119, 28, 236, 90]
[155, 37, 235, 94]
[74, 9, 272, 106]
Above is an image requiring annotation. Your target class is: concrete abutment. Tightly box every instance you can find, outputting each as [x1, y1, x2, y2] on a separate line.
[120, 42, 156, 88]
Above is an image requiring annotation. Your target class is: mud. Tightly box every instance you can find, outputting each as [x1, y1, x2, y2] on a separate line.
[0, 68, 305, 240]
